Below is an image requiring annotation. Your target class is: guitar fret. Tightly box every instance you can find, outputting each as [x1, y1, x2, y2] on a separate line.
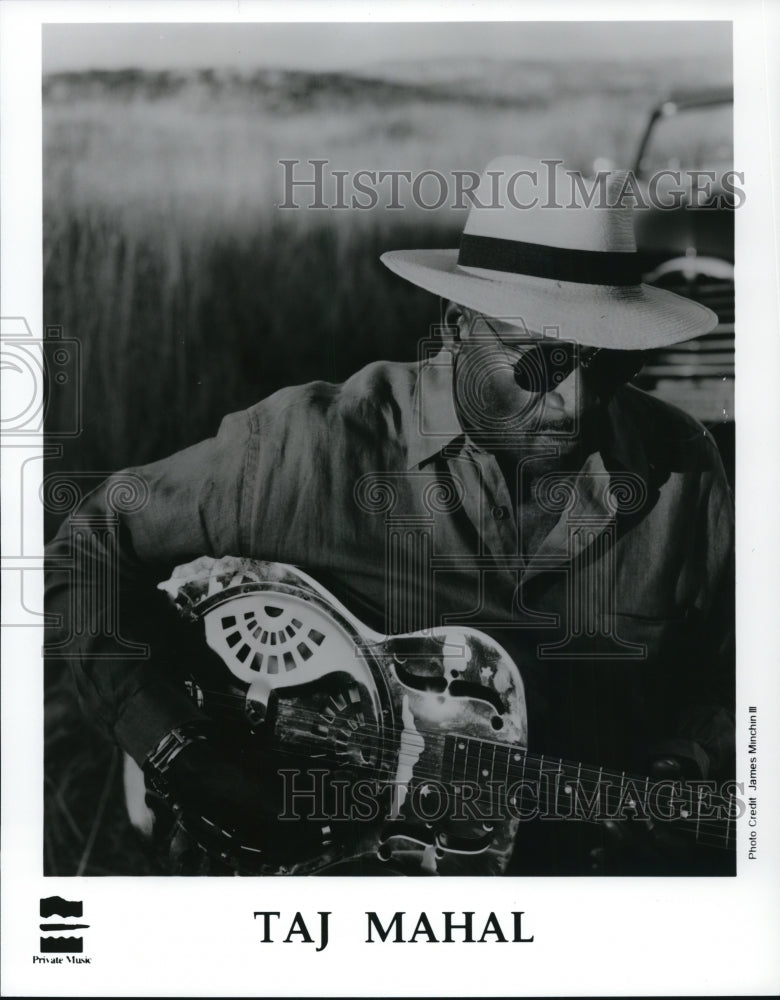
[503, 744, 514, 813]
[695, 785, 702, 842]
[726, 790, 735, 848]
[462, 735, 471, 784]
[487, 741, 497, 816]
[520, 748, 528, 813]
[444, 735, 454, 785]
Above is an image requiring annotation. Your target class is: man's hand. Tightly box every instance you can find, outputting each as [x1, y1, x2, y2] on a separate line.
[150, 734, 328, 872]
[588, 756, 701, 876]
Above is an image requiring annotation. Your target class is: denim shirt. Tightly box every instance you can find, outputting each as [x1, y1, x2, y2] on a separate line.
[45, 351, 734, 776]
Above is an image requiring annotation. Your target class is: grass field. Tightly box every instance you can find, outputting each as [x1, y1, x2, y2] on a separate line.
[42, 56, 731, 875]
[43, 56, 731, 478]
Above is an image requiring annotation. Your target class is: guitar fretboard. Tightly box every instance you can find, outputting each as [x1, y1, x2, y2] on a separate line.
[443, 734, 736, 851]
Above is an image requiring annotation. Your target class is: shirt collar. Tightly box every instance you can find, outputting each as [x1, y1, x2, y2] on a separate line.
[406, 348, 464, 470]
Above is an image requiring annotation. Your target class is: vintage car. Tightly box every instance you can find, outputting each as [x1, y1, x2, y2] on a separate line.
[629, 89, 734, 480]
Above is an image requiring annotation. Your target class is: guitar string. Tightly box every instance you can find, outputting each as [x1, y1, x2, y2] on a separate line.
[206, 740, 733, 850]
[197, 682, 734, 798]
[185, 688, 735, 846]
[192, 686, 739, 834]
[179, 740, 733, 848]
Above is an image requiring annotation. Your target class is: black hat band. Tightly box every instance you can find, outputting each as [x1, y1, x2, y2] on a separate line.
[458, 233, 642, 287]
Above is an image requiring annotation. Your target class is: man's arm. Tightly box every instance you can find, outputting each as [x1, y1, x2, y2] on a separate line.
[45, 408, 252, 764]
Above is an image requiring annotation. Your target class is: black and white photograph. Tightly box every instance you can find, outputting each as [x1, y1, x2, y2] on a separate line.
[2, 2, 779, 996]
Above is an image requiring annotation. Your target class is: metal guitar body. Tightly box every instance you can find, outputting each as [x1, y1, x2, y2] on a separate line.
[152, 556, 528, 875]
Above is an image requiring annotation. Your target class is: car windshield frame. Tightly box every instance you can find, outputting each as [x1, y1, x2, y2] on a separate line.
[633, 91, 734, 179]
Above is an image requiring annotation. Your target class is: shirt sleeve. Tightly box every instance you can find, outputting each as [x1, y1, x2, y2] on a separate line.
[654, 437, 735, 779]
[45, 409, 253, 764]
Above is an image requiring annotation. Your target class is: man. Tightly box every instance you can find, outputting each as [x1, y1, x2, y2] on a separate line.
[45, 156, 735, 875]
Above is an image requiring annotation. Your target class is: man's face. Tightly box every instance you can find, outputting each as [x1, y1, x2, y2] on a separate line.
[444, 302, 605, 445]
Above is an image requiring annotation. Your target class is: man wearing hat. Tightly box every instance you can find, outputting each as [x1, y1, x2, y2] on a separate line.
[46, 157, 734, 875]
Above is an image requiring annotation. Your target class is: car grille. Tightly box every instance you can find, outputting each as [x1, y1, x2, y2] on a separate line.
[634, 271, 734, 424]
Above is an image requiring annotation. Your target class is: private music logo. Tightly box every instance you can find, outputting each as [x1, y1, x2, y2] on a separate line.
[35, 896, 91, 962]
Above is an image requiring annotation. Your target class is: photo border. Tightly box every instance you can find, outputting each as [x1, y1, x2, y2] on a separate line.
[2, 1, 779, 995]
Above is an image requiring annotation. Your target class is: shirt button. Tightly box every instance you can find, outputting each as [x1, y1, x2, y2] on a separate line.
[492, 505, 508, 520]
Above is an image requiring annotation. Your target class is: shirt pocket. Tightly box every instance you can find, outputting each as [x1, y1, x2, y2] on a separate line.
[603, 607, 695, 662]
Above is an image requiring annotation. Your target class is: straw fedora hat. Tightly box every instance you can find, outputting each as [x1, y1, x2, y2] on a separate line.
[380, 155, 718, 349]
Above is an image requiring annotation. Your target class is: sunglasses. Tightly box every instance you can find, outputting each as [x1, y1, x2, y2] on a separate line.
[486, 322, 644, 394]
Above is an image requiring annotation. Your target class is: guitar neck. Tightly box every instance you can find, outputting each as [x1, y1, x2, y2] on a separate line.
[442, 734, 736, 852]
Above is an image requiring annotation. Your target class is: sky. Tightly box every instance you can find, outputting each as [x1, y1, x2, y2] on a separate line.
[42, 20, 732, 73]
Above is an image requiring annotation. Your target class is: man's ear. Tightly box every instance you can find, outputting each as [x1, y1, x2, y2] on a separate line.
[440, 300, 471, 349]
